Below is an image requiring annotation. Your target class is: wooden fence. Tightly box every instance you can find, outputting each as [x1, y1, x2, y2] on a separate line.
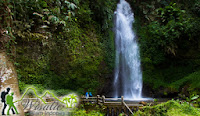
[80, 95, 144, 116]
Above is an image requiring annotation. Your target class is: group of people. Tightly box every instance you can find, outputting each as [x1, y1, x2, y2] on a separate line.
[85, 92, 92, 98]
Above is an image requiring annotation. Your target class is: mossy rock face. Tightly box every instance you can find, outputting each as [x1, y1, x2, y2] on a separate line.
[15, 18, 110, 94]
[11, 0, 117, 95]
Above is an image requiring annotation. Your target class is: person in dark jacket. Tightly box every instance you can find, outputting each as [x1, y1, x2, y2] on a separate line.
[89, 92, 93, 97]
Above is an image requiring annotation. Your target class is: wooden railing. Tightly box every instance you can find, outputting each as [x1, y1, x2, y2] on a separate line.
[121, 96, 134, 115]
[80, 95, 144, 116]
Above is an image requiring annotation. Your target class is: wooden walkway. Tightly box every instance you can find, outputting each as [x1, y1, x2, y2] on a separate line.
[80, 95, 154, 116]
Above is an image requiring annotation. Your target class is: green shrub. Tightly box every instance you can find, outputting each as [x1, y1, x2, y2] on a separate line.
[135, 100, 200, 116]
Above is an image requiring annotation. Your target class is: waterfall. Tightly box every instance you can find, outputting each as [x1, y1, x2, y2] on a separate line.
[113, 0, 142, 99]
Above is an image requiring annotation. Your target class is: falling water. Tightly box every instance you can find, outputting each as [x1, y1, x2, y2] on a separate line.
[113, 0, 142, 99]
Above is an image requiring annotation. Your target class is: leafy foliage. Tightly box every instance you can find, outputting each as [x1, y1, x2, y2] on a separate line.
[135, 1, 200, 92]
[11, 0, 117, 95]
[135, 100, 200, 116]
[140, 2, 192, 63]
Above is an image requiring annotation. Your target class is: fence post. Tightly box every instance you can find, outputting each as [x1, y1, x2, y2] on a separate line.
[102, 95, 105, 104]
[121, 96, 124, 106]
[97, 95, 100, 104]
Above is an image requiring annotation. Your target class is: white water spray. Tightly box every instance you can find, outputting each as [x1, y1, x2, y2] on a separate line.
[114, 0, 142, 99]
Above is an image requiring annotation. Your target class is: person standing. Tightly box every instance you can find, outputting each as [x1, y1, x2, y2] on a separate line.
[89, 92, 93, 97]
[85, 92, 89, 99]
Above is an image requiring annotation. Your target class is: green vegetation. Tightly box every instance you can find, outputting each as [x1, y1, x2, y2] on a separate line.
[71, 109, 104, 116]
[130, 0, 200, 97]
[135, 100, 200, 116]
[1, 0, 200, 115]
[171, 70, 200, 90]
[0, 0, 117, 95]
[1, 0, 199, 98]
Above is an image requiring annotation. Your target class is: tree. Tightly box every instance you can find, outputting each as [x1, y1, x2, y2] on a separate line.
[0, 0, 24, 115]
